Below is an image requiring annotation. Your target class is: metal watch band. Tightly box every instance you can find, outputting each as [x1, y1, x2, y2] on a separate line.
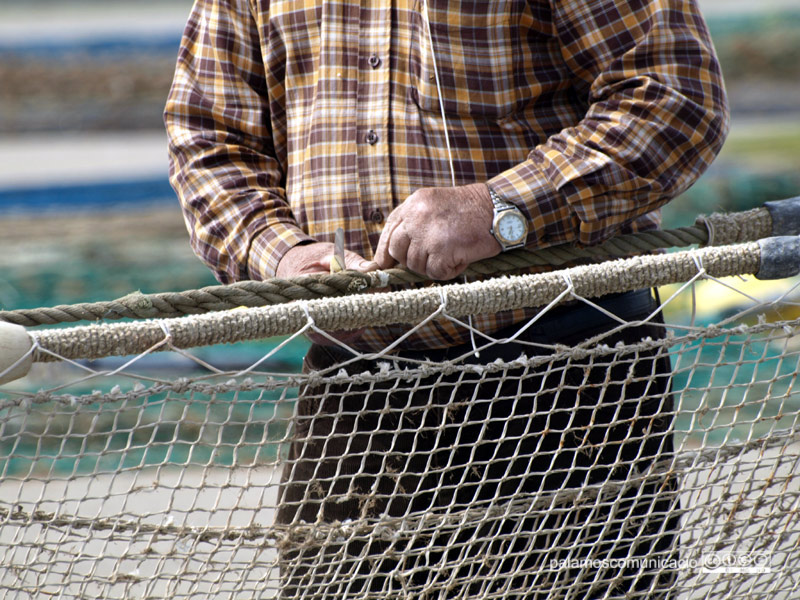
[489, 188, 511, 210]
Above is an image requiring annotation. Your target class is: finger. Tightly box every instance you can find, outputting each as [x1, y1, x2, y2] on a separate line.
[387, 223, 412, 267]
[318, 253, 335, 273]
[343, 250, 379, 272]
[357, 260, 380, 273]
[427, 255, 465, 281]
[374, 210, 403, 268]
[374, 231, 396, 268]
[405, 243, 429, 277]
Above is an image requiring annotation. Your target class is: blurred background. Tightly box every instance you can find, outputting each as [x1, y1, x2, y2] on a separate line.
[0, 0, 799, 317]
[0, 0, 799, 478]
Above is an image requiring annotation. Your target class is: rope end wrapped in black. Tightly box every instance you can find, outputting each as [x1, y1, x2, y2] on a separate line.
[765, 196, 800, 237]
[756, 236, 800, 280]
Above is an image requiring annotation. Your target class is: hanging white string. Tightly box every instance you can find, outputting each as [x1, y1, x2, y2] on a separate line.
[421, 0, 481, 357]
[420, 0, 457, 188]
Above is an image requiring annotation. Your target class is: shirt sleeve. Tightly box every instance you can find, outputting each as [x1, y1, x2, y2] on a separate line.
[488, 0, 730, 248]
[164, 0, 312, 283]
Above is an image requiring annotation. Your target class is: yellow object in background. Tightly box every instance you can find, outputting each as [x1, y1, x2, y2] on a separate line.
[660, 274, 800, 325]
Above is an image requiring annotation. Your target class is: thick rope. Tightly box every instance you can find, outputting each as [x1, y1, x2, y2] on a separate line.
[0, 207, 772, 327]
[30, 242, 762, 362]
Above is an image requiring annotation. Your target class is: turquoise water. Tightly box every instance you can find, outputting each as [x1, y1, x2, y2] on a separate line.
[1, 385, 293, 478]
[671, 333, 800, 447]
[0, 334, 309, 478]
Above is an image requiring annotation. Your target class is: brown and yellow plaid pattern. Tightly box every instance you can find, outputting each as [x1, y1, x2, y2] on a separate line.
[165, 0, 728, 351]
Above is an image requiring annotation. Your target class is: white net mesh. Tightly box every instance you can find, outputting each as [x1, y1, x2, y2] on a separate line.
[2, 248, 800, 599]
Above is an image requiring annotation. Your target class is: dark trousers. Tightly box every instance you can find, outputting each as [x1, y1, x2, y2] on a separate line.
[276, 289, 679, 599]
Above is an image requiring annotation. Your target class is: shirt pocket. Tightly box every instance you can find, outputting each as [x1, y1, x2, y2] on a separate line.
[408, 0, 523, 120]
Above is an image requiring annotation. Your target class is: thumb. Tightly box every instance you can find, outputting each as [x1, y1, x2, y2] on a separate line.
[318, 253, 334, 272]
[344, 250, 379, 272]
[355, 259, 379, 272]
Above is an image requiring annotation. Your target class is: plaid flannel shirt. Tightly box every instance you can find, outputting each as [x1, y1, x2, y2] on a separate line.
[165, 0, 728, 351]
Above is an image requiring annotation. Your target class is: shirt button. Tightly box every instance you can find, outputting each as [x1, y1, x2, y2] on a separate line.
[369, 209, 384, 224]
[365, 130, 379, 145]
[368, 54, 382, 69]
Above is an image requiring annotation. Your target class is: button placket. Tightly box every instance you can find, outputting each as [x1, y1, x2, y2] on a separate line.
[356, 0, 392, 232]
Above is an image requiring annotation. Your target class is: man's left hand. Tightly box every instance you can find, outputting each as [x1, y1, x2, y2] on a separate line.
[374, 183, 502, 281]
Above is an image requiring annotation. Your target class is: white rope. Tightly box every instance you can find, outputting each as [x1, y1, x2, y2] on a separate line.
[420, 0, 457, 188]
[26, 243, 764, 363]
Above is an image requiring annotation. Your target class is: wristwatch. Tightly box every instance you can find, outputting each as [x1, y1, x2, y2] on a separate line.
[488, 188, 528, 251]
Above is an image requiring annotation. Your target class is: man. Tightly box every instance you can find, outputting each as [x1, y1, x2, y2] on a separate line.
[165, 0, 728, 597]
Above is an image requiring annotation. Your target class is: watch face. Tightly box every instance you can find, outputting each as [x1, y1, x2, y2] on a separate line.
[497, 212, 527, 244]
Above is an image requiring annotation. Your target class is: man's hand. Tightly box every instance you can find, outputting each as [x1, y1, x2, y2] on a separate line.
[276, 241, 379, 346]
[276, 242, 378, 279]
[374, 183, 501, 281]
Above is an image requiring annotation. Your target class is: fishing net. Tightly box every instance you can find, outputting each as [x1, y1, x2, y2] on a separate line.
[1, 239, 799, 599]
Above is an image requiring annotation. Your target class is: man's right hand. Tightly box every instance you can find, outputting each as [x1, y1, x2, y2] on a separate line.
[275, 242, 379, 346]
[276, 242, 378, 278]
